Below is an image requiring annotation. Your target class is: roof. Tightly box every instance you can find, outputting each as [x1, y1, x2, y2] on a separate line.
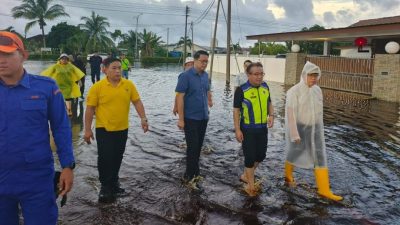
[247, 15, 400, 42]
[349, 15, 400, 27]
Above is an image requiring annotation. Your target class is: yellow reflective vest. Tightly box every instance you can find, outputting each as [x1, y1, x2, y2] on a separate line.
[240, 81, 270, 129]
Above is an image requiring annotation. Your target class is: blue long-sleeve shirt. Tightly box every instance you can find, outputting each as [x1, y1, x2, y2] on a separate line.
[0, 71, 74, 170]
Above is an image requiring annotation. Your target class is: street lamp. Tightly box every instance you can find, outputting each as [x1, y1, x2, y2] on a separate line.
[135, 13, 143, 61]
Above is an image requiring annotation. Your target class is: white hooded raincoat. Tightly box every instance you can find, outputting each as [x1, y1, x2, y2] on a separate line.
[285, 61, 327, 169]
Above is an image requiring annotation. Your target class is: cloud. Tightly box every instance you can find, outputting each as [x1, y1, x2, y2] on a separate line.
[353, 0, 400, 11]
[323, 11, 336, 25]
[1, 0, 399, 49]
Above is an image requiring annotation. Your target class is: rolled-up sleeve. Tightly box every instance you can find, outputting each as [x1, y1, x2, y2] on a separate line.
[48, 83, 74, 168]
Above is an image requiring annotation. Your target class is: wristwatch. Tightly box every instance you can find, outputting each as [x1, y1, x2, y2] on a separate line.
[62, 162, 76, 170]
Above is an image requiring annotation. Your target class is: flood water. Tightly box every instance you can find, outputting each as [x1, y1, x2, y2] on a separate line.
[24, 61, 400, 225]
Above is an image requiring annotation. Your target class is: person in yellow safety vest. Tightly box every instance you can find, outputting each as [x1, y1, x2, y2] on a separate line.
[284, 61, 343, 201]
[120, 53, 130, 79]
[233, 62, 274, 196]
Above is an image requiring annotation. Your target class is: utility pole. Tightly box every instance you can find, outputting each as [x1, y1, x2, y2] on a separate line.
[191, 21, 194, 56]
[226, 0, 231, 84]
[135, 13, 143, 61]
[209, 0, 221, 82]
[183, 5, 189, 67]
[166, 28, 169, 58]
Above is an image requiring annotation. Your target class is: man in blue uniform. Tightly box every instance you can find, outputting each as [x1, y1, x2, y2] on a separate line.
[0, 31, 75, 225]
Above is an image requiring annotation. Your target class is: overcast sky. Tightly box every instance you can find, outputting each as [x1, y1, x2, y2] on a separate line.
[1, 0, 400, 48]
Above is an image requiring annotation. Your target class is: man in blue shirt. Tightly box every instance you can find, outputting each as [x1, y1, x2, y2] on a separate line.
[175, 50, 213, 190]
[0, 31, 75, 225]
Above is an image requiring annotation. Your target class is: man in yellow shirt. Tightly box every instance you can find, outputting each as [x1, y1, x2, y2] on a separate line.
[84, 57, 148, 203]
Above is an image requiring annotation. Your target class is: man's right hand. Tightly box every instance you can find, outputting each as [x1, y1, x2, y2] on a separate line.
[177, 120, 184, 130]
[235, 130, 244, 143]
[294, 138, 301, 144]
[84, 130, 94, 144]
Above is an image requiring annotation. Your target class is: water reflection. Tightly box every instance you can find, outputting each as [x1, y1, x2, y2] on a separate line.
[21, 61, 400, 225]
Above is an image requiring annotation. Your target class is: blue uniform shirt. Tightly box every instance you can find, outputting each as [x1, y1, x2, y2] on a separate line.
[175, 67, 209, 120]
[0, 71, 74, 170]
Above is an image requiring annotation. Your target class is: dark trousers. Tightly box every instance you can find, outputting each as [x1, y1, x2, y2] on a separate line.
[242, 129, 268, 168]
[91, 70, 100, 84]
[80, 76, 85, 96]
[183, 118, 208, 180]
[96, 128, 128, 189]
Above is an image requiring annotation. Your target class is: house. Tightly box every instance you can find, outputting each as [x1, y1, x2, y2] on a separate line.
[247, 15, 400, 58]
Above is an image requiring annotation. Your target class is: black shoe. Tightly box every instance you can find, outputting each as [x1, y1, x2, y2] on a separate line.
[98, 188, 116, 203]
[114, 186, 128, 197]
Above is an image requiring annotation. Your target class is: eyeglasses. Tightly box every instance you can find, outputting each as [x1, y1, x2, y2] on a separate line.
[0, 35, 23, 50]
[197, 60, 209, 64]
[250, 72, 265, 77]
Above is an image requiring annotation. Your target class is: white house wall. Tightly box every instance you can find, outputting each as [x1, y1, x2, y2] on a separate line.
[207, 54, 286, 83]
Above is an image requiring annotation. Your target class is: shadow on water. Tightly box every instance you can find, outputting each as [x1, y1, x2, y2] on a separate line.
[22, 61, 400, 225]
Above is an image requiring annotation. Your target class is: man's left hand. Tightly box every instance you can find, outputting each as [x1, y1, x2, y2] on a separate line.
[59, 168, 74, 196]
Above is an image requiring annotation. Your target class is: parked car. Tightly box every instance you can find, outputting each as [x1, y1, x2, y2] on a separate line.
[275, 54, 286, 58]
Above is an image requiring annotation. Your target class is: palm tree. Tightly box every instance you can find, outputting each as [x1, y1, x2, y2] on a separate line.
[119, 30, 139, 57]
[140, 29, 162, 57]
[79, 11, 114, 53]
[12, 0, 69, 47]
[177, 36, 193, 50]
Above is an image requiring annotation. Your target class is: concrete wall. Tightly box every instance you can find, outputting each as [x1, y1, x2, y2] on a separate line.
[372, 54, 400, 103]
[207, 54, 286, 83]
[284, 53, 307, 85]
[340, 47, 372, 59]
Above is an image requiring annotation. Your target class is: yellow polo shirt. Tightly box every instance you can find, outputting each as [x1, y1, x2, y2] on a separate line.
[86, 78, 140, 131]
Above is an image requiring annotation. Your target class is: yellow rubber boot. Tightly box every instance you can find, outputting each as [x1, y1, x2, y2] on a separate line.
[314, 167, 343, 201]
[285, 161, 295, 186]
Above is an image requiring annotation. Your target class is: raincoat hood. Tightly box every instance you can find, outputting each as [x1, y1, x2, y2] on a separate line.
[300, 61, 321, 86]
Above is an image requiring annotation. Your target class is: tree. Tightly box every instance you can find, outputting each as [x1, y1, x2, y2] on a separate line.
[140, 29, 163, 57]
[47, 22, 82, 50]
[111, 29, 122, 44]
[250, 42, 288, 55]
[119, 30, 139, 57]
[79, 11, 114, 53]
[231, 42, 242, 53]
[12, 0, 69, 48]
[177, 36, 192, 50]
[298, 24, 325, 54]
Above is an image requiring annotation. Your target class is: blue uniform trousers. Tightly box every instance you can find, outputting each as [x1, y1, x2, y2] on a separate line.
[0, 167, 58, 225]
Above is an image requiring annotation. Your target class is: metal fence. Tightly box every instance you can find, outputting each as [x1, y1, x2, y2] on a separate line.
[306, 56, 374, 95]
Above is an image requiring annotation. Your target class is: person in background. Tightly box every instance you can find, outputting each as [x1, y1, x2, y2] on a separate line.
[284, 61, 343, 201]
[89, 52, 102, 84]
[84, 57, 149, 203]
[234, 60, 252, 90]
[72, 53, 86, 98]
[173, 56, 194, 116]
[233, 62, 274, 196]
[175, 51, 213, 190]
[120, 53, 130, 79]
[41, 53, 84, 116]
[0, 31, 75, 225]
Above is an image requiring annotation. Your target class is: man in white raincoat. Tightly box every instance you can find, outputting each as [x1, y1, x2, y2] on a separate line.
[284, 61, 342, 201]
